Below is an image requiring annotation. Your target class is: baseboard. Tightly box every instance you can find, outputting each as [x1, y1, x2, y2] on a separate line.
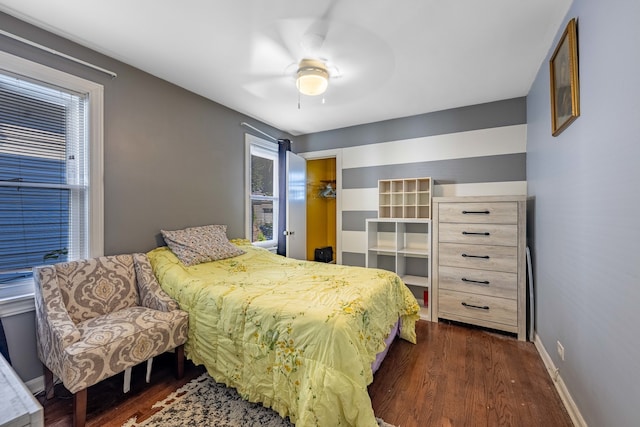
[25, 374, 44, 395]
[533, 332, 588, 427]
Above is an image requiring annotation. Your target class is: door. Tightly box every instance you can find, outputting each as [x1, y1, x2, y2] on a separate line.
[285, 151, 306, 259]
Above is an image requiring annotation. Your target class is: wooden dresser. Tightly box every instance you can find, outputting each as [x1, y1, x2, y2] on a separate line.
[432, 196, 527, 340]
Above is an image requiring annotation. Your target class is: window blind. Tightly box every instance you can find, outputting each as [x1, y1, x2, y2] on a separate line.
[0, 72, 88, 288]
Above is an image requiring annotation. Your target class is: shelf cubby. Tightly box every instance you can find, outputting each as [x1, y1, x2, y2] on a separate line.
[366, 218, 432, 321]
[378, 177, 432, 219]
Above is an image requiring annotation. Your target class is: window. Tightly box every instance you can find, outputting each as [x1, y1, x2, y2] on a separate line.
[245, 134, 278, 249]
[0, 52, 103, 308]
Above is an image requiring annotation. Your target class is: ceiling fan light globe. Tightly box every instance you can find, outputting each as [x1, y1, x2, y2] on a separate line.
[297, 74, 328, 96]
[296, 62, 329, 96]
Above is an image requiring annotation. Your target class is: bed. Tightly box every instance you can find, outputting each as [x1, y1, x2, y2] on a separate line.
[147, 235, 419, 427]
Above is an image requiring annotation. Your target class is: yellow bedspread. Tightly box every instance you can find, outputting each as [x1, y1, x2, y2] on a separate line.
[148, 241, 419, 426]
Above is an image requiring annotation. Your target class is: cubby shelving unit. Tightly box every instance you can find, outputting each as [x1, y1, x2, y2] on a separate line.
[378, 177, 432, 219]
[366, 218, 432, 321]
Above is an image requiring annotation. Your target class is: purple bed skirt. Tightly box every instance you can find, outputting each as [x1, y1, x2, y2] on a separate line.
[371, 319, 399, 373]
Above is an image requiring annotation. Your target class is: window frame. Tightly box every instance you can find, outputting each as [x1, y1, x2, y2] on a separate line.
[0, 51, 104, 316]
[245, 134, 278, 250]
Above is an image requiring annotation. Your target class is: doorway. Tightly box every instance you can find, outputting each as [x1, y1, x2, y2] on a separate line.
[306, 157, 337, 262]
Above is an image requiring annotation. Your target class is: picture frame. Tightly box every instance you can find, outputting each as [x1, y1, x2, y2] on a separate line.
[549, 18, 580, 136]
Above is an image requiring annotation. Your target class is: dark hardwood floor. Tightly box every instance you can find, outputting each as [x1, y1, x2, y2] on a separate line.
[370, 321, 573, 427]
[38, 320, 573, 427]
[37, 353, 206, 427]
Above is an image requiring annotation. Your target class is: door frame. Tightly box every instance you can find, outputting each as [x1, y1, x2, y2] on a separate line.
[300, 149, 343, 265]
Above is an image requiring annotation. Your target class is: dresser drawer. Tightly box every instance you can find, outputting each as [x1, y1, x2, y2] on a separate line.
[438, 223, 517, 246]
[438, 266, 517, 299]
[438, 242, 517, 273]
[438, 202, 518, 224]
[439, 289, 517, 327]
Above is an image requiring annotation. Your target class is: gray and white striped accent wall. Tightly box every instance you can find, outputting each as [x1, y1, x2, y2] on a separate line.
[297, 98, 527, 267]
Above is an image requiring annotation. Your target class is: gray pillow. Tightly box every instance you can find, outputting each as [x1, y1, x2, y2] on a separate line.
[161, 225, 245, 266]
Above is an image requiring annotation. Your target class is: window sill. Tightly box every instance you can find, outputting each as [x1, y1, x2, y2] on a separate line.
[251, 242, 278, 253]
[0, 280, 35, 318]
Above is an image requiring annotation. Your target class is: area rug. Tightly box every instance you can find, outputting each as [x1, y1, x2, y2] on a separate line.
[122, 373, 395, 427]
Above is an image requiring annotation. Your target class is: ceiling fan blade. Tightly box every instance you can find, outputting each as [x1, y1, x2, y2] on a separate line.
[243, 75, 292, 100]
[273, 18, 309, 63]
[249, 32, 297, 76]
[303, 0, 340, 45]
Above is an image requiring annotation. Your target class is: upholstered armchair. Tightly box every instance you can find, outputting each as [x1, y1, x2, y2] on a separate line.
[33, 253, 189, 427]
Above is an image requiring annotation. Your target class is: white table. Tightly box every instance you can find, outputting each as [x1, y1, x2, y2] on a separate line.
[0, 354, 43, 427]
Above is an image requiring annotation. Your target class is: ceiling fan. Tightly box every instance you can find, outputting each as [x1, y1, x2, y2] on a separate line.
[273, 1, 340, 99]
[278, 27, 340, 99]
[244, 1, 394, 105]
[249, 18, 342, 102]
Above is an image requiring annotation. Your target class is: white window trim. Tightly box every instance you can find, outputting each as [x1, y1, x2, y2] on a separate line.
[0, 51, 104, 317]
[245, 134, 278, 249]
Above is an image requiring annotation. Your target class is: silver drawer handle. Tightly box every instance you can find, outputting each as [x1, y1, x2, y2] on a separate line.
[462, 277, 490, 285]
[462, 302, 490, 310]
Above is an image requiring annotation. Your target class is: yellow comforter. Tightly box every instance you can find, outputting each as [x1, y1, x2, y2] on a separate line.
[148, 241, 419, 426]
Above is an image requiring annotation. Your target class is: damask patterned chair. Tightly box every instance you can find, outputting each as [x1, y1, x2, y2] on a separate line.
[33, 253, 189, 427]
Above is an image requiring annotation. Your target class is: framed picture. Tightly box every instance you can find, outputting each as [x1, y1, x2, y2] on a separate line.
[549, 18, 580, 136]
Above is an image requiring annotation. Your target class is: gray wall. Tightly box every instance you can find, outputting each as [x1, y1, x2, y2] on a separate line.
[0, 12, 292, 383]
[1, 311, 37, 382]
[0, 12, 293, 254]
[295, 97, 526, 153]
[297, 98, 528, 267]
[526, 1, 640, 426]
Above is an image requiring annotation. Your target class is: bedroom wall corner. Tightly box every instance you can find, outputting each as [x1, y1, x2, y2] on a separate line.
[525, 0, 640, 425]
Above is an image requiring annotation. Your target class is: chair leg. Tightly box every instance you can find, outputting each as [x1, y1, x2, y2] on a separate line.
[145, 357, 153, 383]
[175, 344, 184, 379]
[43, 364, 55, 400]
[73, 388, 87, 427]
[123, 366, 132, 393]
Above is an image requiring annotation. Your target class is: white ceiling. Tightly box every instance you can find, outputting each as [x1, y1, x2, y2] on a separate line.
[0, 0, 572, 136]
